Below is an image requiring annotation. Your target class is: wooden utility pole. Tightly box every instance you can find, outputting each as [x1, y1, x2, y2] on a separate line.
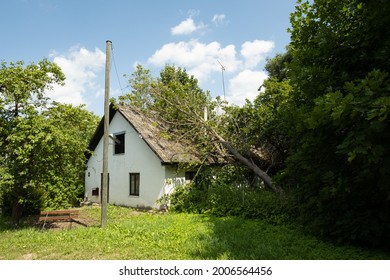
[101, 40, 112, 228]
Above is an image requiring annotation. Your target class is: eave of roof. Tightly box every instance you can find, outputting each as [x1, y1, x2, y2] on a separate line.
[86, 104, 117, 160]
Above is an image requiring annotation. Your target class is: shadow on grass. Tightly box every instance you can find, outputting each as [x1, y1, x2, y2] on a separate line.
[0, 214, 41, 232]
[1, 207, 389, 260]
[189, 215, 390, 260]
[0, 214, 88, 232]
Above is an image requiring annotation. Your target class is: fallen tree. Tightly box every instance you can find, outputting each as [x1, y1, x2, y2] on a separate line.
[117, 64, 285, 197]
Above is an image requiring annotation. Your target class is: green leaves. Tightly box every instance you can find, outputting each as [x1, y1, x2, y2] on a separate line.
[281, 0, 390, 248]
[305, 70, 390, 165]
[0, 60, 65, 118]
[0, 60, 99, 223]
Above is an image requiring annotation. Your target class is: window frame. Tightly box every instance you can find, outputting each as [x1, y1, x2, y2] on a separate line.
[129, 173, 140, 196]
[92, 188, 99, 196]
[113, 132, 125, 155]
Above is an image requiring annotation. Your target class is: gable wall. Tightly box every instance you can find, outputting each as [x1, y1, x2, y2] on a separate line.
[85, 112, 168, 208]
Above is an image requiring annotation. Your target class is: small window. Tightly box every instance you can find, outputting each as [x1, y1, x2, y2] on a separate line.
[92, 188, 99, 196]
[185, 171, 197, 181]
[129, 173, 140, 196]
[114, 133, 125, 154]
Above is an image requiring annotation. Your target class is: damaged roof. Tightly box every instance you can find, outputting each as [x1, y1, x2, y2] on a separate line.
[87, 104, 204, 164]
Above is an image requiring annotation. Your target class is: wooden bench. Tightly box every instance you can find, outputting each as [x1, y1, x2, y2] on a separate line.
[39, 209, 79, 229]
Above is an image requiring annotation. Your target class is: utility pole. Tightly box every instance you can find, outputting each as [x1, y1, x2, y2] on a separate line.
[101, 40, 111, 228]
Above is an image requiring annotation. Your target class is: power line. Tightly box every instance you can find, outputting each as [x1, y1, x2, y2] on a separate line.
[111, 44, 125, 96]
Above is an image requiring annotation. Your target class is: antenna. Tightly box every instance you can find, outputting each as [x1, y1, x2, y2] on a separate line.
[217, 60, 226, 100]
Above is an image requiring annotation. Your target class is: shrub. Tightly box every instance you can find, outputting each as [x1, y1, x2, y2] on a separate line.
[170, 166, 292, 224]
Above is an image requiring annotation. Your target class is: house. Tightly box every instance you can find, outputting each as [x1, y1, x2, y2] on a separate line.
[84, 104, 205, 209]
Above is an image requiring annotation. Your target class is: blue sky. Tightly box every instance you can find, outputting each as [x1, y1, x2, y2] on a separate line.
[1, 0, 297, 116]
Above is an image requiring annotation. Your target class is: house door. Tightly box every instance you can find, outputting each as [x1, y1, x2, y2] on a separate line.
[100, 173, 110, 203]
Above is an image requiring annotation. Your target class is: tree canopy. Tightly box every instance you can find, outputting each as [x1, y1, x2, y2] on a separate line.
[134, 0, 390, 249]
[0, 60, 99, 225]
[277, 0, 390, 247]
[117, 64, 284, 194]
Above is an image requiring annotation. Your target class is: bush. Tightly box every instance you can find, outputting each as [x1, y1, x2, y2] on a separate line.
[169, 180, 292, 225]
[0, 185, 43, 217]
[291, 178, 390, 250]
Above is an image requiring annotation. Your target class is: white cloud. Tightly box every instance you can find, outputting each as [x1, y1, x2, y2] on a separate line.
[227, 70, 268, 106]
[48, 47, 105, 106]
[241, 40, 275, 68]
[148, 40, 275, 82]
[148, 40, 241, 83]
[147, 27, 275, 106]
[212, 14, 227, 26]
[171, 18, 206, 35]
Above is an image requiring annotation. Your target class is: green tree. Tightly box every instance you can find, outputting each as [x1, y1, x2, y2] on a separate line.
[0, 60, 65, 224]
[118, 64, 154, 109]
[118, 64, 284, 195]
[40, 103, 100, 209]
[283, 0, 390, 247]
[219, 52, 295, 177]
[152, 65, 212, 128]
[0, 60, 99, 225]
[120, 64, 214, 130]
[118, 64, 218, 160]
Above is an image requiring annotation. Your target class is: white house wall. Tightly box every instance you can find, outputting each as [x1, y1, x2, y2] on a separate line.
[85, 112, 168, 209]
[160, 167, 186, 208]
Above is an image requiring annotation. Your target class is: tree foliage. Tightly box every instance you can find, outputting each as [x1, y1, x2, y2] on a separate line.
[118, 64, 284, 194]
[119, 64, 154, 109]
[120, 64, 214, 129]
[279, 0, 390, 248]
[118, 0, 390, 249]
[119, 64, 218, 159]
[218, 52, 295, 176]
[0, 60, 99, 225]
[169, 165, 290, 224]
[199, 0, 390, 248]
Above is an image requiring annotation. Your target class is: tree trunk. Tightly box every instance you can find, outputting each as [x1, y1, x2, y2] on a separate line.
[212, 131, 285, 197]
[11, 201, 24, 227]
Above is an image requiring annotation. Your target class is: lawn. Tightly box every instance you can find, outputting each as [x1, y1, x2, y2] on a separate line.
[0, 205, 388, 260]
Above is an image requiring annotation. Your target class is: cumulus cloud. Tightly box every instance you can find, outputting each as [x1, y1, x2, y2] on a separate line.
[148, 18, 275, 106]
[212, 14, 227, 26]
[148, 40, 241, 83]
[227, 70, 268, 106]
[171, 18, 206, 35]
[241, 40, 275, 68]
[48, 46, 105, 106]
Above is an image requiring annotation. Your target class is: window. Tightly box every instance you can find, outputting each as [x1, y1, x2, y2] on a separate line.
[92, 188, 99, 196]
[185, 171, 196, 181]
[114, 132, 125, 154]
[129, 173, 140, 196]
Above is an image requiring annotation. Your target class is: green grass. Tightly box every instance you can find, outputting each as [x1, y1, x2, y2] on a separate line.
[0, 205, 388, 260]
